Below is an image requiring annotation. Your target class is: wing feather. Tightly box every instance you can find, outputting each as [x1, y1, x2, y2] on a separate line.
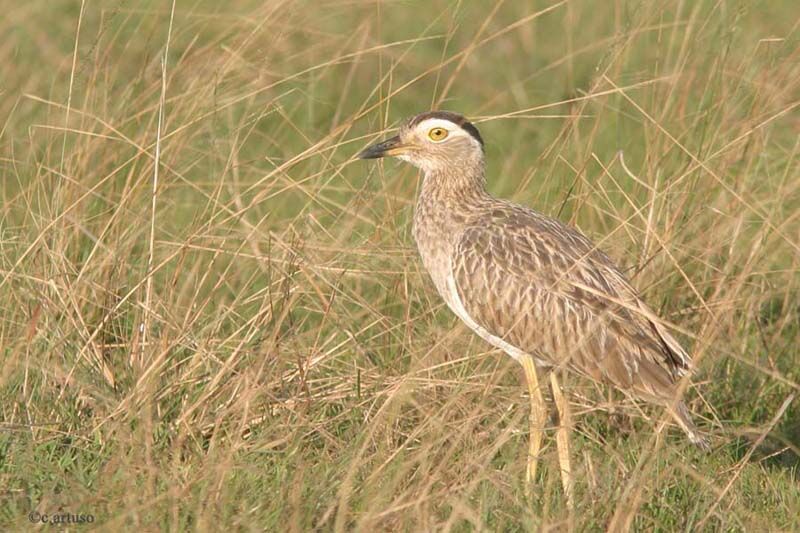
[450, 207, 689, 399]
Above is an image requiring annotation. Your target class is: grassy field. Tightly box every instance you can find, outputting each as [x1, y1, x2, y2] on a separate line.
[1, 0, 799, 530]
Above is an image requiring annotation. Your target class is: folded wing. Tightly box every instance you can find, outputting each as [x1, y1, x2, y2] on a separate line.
[450, 206, 690, 401]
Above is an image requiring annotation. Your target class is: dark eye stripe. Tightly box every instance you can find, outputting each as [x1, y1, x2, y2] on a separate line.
[460, 121, 484, 148]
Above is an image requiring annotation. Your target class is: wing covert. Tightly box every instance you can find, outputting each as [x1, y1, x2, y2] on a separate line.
[449, 211, 689, 396]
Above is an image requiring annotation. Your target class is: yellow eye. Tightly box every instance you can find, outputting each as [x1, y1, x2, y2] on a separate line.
[427, 127, 449, 141]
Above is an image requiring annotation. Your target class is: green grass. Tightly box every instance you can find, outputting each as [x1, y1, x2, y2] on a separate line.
[2, 0, 799, 530]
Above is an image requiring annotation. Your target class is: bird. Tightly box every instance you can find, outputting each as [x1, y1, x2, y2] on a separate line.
[357, 110, 708, 504]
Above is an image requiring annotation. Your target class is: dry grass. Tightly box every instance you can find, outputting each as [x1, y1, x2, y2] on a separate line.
[1, 0, 799, 530]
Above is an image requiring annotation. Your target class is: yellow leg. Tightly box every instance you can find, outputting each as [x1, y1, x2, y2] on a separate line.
[549, 370, 574, 509]
[520, 356, 546, 492]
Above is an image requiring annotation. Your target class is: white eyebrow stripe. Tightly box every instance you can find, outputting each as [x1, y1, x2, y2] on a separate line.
[414, 118, 464, 134]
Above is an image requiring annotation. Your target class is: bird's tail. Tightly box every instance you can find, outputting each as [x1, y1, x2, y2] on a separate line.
[670, 401, 710, 451]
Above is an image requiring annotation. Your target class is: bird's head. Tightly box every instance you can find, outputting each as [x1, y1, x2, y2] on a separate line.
[358, 111, 484, 174]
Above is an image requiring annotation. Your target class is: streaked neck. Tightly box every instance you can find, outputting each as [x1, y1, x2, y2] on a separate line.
[419, 159, 488, 202]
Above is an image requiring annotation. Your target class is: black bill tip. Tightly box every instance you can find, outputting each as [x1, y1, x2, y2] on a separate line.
[357, 136, 403, 159]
